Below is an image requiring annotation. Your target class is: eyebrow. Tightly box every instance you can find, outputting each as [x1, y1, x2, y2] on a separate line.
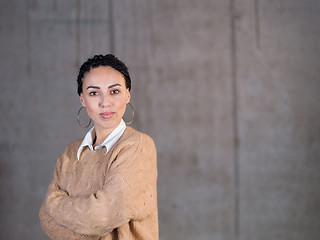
[86, 83, 122, 90]
[108, 83, 122, 89]
[86, 86, 100, 90]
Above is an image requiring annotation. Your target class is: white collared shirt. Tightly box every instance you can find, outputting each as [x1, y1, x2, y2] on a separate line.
[77, 119, 126, 160]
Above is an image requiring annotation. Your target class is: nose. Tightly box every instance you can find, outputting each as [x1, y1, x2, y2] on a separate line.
[99, 93, 111, 108]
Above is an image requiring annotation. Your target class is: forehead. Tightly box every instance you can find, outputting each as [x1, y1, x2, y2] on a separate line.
[83, 66, 125, 85]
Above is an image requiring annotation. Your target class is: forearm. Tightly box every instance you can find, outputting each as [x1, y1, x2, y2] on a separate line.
[44, 175, 131, 236]
[39, 203, 99, 240]
[39, 165, 100, 239]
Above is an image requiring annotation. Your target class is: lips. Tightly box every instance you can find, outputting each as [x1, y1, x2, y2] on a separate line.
[99, 112, 114, 119]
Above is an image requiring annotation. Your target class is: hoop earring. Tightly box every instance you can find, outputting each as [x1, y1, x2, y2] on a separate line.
[124, 103, 135, 125]
[77, 107, 91, 128]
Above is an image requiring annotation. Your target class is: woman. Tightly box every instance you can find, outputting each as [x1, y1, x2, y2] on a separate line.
[39, 54, 158, 240]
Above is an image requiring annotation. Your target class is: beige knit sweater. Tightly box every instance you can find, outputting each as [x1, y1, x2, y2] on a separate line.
[39, 127, 158, 240]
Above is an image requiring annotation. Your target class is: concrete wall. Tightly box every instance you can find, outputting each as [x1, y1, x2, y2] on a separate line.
[0, 0, 319, 240]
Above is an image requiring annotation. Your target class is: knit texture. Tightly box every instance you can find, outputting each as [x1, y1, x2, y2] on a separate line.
[39, 127, 158, 240]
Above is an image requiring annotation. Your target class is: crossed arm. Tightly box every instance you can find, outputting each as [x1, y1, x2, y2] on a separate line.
[39, 137, 157, 238]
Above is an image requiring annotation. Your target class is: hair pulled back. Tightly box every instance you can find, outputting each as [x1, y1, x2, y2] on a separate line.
[77, 54, 131, 96]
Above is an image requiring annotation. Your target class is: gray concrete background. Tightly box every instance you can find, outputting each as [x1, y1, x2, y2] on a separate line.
[0, 0, 319, 240]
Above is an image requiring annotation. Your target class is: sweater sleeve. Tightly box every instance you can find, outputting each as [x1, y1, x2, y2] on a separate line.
[44, 135, 157, 236]
[39, 152, 100, 240]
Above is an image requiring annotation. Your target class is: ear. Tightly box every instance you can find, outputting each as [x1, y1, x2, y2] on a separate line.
[126, 90, 131, 104]
[80, 94, 86, 107]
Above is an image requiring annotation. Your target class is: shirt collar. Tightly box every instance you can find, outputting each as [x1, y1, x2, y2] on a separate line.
[77, 119, 126, 160]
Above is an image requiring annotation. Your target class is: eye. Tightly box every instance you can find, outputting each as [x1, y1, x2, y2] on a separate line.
[89, 91, 98, 96]
[110, 89, 120, 95]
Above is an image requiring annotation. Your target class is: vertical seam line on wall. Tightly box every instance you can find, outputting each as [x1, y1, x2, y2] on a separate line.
[230, 0, 240, 240]
[109, 0, 115, 53]
[26, 2, 31, 76]
[255, 0, 261, 49]
[76, 0, 82, 65]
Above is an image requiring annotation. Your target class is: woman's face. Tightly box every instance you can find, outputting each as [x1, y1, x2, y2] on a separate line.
[80, 66, 131, 135]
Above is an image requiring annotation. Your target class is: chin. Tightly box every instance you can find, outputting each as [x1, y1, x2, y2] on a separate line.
[97, 120, 119, 130]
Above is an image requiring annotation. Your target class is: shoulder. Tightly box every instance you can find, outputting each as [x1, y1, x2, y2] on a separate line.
[109, 127, 156, 162]
[121, 127, 156, 150]
[108, 127, 157, 172]
[59, 138, 83, 160]
[51, 138, 83, 173]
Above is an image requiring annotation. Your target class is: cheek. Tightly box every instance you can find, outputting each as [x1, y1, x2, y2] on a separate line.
[84, 102, 99, 120]
[115, 98, 128, 113]
[83, 98, 98, 112]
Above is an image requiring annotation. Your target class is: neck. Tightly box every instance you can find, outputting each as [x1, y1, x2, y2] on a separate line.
[93, 120, 122, 147]
[93, 128, 112, 147]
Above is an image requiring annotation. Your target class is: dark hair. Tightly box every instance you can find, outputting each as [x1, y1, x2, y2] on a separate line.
[77, 54, 131, 95]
